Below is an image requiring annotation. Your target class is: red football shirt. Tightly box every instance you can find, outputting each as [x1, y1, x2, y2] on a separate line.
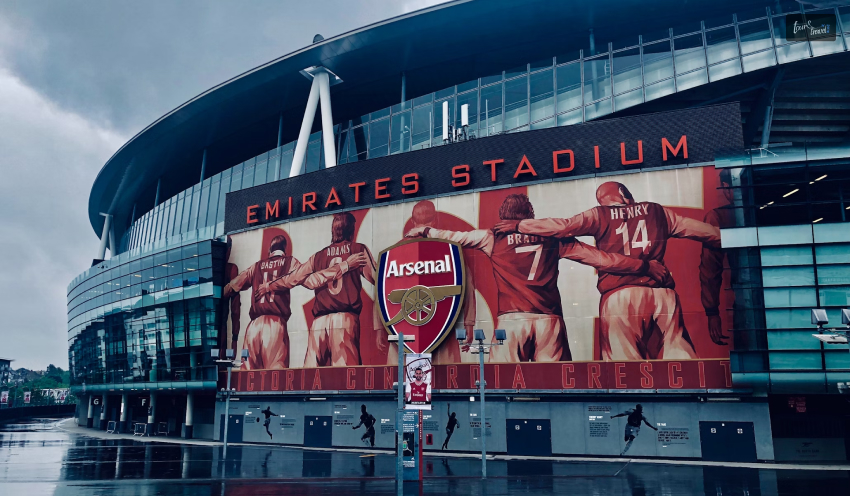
[310, 241, 370, 318]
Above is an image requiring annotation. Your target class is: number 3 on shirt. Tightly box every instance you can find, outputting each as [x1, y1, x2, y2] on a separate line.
[615, 220, 651, 256]
[515, 245, 542, 281]
[328, 257, 343, 295]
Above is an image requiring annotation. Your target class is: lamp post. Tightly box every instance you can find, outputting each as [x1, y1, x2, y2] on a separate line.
[456, 328, 505, 480]
[212, 348, 247, 462]
[388, 332, 414, 495]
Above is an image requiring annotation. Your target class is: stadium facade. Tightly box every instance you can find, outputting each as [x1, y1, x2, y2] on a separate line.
[69, 0, 850, 461]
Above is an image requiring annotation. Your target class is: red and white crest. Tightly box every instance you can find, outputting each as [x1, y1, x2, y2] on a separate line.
[376, 239, 466, 354]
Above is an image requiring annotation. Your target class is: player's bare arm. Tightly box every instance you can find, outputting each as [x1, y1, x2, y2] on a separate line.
[561, 239, 671, 282]
[254, 252, 368, 300]
[494, 210, 598, 238]
[223, 265, 255, 299]
[406, 226, 494, 256]
[665, 208, 721, 248]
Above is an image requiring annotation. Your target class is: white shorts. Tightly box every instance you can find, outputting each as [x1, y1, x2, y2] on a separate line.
[304, 312, 360, 367]
[600, 287, 697, 360]
[243, 315, 289, 370]
[489, 313, 571, 362]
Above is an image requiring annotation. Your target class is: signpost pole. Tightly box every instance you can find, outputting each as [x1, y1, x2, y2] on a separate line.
[223, 365, 231, 462]
[478, 343, 487, 480]
[396, 331, 405, 496]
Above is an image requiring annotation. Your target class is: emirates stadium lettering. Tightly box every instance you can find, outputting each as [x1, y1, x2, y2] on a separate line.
[226, 105, 743, 233]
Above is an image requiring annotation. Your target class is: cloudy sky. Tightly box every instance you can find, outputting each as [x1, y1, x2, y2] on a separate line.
[0, 0, 445, 370]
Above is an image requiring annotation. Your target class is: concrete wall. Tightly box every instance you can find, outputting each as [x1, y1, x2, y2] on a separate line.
[215, 397, 774, 460]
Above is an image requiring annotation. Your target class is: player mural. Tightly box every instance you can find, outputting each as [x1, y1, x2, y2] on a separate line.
[223, 166, 733, 390]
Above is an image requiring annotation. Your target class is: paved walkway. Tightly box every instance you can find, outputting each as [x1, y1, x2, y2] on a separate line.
[58, 418, 850, 471]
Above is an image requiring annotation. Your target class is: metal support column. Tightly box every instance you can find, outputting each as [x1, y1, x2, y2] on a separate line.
[86, 395, 94, 428]
[96, 213, 112, 261]
[119, 393, 128, 433]
[316, 70, 337, 169]
[154, 177, 162, 206]
[183, 392, 194, 439]
[289, 76, 322, 177]
[99, 394, 109, 430]
[146, 392, 157, 436]
[199, 148, 207, 183]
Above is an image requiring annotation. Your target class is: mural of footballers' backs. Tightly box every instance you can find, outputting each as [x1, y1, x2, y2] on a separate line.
[223, 165, 732, 370]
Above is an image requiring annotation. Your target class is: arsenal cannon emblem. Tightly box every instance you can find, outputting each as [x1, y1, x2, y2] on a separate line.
[376, 239, 466, 353]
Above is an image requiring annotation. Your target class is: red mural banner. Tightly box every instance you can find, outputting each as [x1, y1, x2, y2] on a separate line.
[232, 360, 732, 392]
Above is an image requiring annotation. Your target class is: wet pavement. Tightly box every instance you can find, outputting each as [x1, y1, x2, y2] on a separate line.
[0, 418, 848, 495]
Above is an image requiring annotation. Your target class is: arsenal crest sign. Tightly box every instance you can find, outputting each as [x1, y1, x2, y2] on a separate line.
[376, 239, 466, 353]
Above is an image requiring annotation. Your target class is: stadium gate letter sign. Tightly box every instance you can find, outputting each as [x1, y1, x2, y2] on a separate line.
[377, 239, 465, 354]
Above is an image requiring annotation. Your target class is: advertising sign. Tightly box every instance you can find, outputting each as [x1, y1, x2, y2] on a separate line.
[23, 392, 31, 404]
[222, 105, 741, 393]
[401, 410, 423, 481]
[57, 390, 68, 403]
[404, 353, 432, 410]
[0, 391, 7, 405]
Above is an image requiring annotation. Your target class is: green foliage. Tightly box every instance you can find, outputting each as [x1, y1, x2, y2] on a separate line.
[1, 364, 74, 406]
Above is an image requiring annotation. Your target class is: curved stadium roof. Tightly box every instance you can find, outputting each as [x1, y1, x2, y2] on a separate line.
[89, 0, 782, 239]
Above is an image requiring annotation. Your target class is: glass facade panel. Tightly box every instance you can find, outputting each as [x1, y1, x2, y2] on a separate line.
[742, 49, 777, 71]
[816, 244, 850, 264]
[411, 105, 432, 150]
[761, 246, 813, 266]
[369, 117, 390, 158]
[390, 111, 411, 155]
[612, 48, 641, 94]
[305, 138, 322, 173]
[763, 287, 817, 307]
[583, 56, 611, 102]
[708, 58, 742, 81]
[614, 88, 644, 111]
[706, 26, 739, 63]
[676, 68, 708, 91]
[557, 108, 582, 126]
[350, 126, 368, 162]
[480, 84, 503, 137]
[762, 266, 816, 286]
[642, 41, 673, 84]
[766, 308, 813, 328]
[645, 78, 675, 101]
[769, 351, 823, 369]
[738, 19, 773, 54]
[585, 99, 612, 120]
[455, 90, 478, 135]
[556, 62, 582, 112]
[504, 76, 528, 131]
[817, 265, 850, 285]
[674, 34, 706, 74]
[775, 41, 810, 63]
[768, 330, 823, 349]
[529, 69, 554, 122]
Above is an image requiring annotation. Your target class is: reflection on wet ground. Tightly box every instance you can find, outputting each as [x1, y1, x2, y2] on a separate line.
[0, 419, 848, 495]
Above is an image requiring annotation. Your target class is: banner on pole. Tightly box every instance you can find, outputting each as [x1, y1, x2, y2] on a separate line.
[404, 353, 432, 410]
[0, 391, 7, 405]
[23, 392, 31, 404]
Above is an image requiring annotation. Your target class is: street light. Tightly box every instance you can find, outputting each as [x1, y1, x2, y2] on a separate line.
[811, 309, 850, 394]
[212, 348, 247, 461]
[456, 327, 505, 479]
[387, 332, 414, 494]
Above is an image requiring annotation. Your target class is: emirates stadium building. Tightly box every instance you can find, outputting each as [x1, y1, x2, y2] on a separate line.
[69, 0, 850, 463]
